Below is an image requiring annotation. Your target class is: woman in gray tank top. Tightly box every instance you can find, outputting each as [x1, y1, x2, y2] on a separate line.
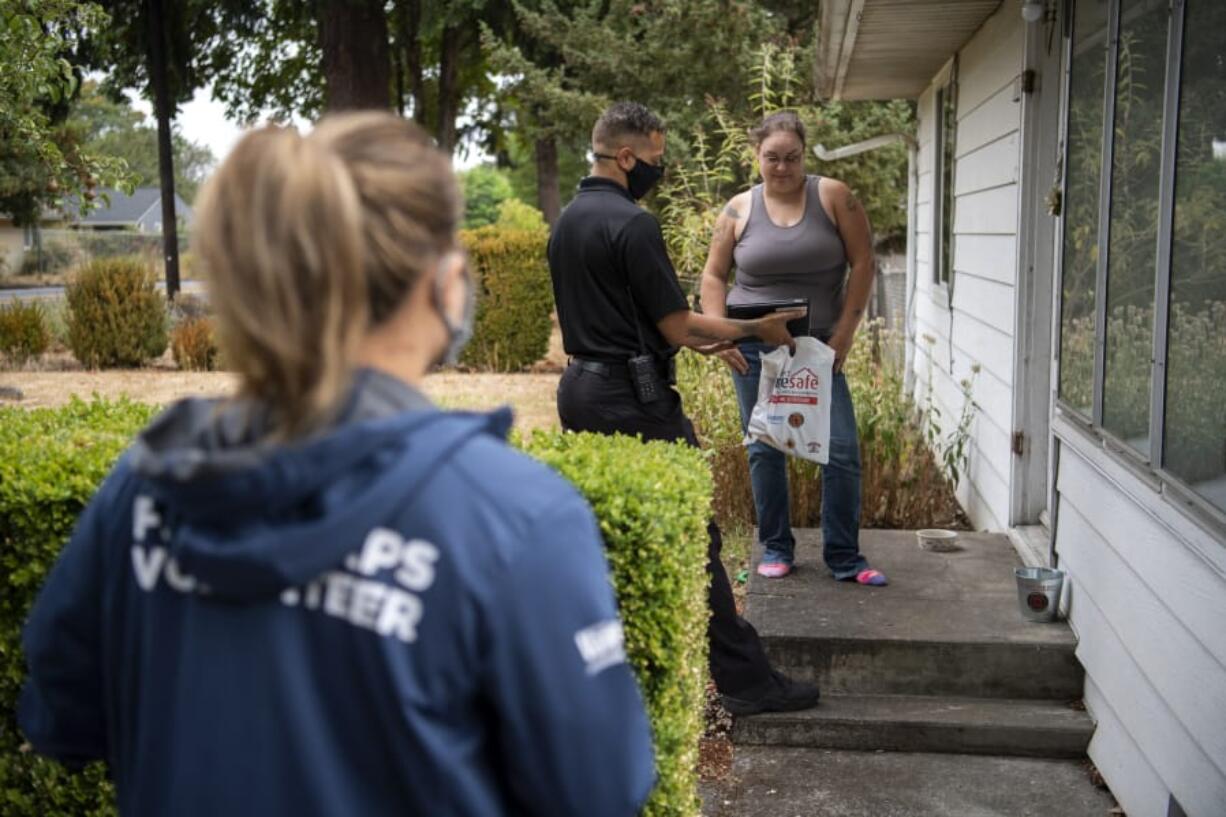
[699, 111, 888, 587]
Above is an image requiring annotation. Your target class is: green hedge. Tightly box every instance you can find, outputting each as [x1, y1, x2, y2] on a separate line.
[458, 226, 553, 372]
[1, 401, 711, 817]
[1, 398, 156, 817]
[521, 432, 710, 817]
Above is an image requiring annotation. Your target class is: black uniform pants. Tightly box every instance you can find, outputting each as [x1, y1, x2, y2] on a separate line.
[557, 362, 774, 694]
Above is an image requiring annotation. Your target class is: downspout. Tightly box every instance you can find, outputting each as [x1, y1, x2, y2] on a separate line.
[812, 133, 919, 394]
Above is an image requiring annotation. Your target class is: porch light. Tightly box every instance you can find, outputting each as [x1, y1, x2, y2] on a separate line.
[1021, 0, 1044, 23]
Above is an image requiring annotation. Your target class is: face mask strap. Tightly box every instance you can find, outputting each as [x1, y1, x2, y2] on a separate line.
[431, 251, 475, 366]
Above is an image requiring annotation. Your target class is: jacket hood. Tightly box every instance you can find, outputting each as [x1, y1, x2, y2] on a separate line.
[127, 379, 513, 601]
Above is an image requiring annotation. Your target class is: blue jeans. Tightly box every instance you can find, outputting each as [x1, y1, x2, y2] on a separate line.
[731, 341, 868, 580]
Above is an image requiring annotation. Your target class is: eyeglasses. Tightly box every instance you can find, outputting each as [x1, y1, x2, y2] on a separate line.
[761, 153, 804, 167]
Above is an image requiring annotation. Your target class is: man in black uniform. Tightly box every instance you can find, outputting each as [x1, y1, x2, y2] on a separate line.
[548, 101, 821, 715]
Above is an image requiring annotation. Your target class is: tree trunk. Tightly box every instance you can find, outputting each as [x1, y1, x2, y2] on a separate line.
[535, 136, 561, 226]
[391, 29, 404, 116]
[145, 0, 179, 299]
[436, 23, 462, 153]
[317, 0, 391, 111]
[398, 0, 426, 125]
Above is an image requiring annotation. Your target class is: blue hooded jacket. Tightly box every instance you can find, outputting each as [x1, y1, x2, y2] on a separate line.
[19, 371, 656, 816]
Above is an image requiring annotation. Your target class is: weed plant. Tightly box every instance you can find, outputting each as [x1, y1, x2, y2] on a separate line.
[0, 301, 51, 365]
[170, 316, 220, 371]
[678, 321, 975, 531]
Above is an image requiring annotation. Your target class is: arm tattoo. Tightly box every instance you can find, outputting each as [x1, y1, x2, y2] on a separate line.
[844, 194, 860, 213]
[723, 204, 740, 218]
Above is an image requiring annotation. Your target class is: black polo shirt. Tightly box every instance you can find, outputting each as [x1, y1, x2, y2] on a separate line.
[548, 177, 689, 362]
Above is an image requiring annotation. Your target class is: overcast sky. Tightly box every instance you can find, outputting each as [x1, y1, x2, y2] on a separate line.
[126, 84, 486, 171]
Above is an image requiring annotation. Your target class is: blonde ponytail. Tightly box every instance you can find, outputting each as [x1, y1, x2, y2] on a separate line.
[193, 113, 460, 438]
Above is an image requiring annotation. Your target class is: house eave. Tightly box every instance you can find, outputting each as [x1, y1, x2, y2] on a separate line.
[817, 0, 1005, 100]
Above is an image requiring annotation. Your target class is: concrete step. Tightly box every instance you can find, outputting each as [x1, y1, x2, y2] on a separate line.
[746, 530, 1084, 700]
[701, 746, 1117, 817]
[731, 694, 1093, 758]
[762, 635, 1083, 700]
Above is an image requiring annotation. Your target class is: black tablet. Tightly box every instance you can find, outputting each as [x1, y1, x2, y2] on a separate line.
[725, 298, 810, 339]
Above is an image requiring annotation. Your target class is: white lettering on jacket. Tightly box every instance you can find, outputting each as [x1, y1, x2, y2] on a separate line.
[574, 619, 627, 676]
[129, 497, 438, 643]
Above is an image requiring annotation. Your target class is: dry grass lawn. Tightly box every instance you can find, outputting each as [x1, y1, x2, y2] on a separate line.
[0, 365, 562, 432]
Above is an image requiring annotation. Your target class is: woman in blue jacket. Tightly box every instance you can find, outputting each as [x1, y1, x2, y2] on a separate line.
[18, 112, 655, 817]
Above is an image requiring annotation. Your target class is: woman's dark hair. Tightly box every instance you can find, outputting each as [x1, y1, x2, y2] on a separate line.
[749, 110, 806, 148]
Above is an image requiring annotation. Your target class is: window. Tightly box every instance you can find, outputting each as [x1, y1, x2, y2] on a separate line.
[1058, 0, 1226, 518]
[1058, 0, 1109, 415]
[934, 81, 957, 285]
[1101, 0, 1169, 454]
[1163, 0, 1226, 513]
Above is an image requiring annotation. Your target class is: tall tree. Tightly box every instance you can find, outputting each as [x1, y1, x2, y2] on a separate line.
[0, 0, 129, 225]
[481, 0, 602, 224]
[82, 0, 226, 297]
[144, 0, 181, 295]
[390, 0, 426, 121]
[71, 81, 216, 202]
[484, 0, 786, 221]
[317, 0, 390, 110]
[208, 0, 499, 155]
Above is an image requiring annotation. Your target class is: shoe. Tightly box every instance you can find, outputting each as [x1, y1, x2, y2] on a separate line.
[756, 561, 792, 578]
[720, 671, 820, 716]
[854, 568, 888, 586]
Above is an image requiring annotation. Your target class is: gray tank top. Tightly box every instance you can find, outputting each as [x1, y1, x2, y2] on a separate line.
[728, 175, 847, 338]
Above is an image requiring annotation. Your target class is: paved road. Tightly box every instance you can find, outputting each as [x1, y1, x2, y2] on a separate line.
[0, 279, 205, 302]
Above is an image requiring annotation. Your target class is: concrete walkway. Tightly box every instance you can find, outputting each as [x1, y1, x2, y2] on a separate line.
[701, 529, 1118, 816]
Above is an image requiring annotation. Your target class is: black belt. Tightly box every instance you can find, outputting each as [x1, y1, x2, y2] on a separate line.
[571, 357, 676, 381]
[573, 358, 630, 377]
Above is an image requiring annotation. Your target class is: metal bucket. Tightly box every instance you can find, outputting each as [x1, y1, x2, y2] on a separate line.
[1014, 567, 1064, 622]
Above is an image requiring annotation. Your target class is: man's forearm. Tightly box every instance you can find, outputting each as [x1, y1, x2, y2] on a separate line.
[658, 309, 754, 348]
[681, 312, 752, 345]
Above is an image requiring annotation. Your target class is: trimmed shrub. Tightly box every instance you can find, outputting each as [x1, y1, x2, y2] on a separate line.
[459, 165, 514, 228]
[495, 198, 548, 232]
[0, 302, 51, 365]
[521, 431, 710, 817]
[2, 403, 711, 817]
[1, 398, 156, 817]
[171, 316, 219, 371]
[65, 256, 168, 368]
[458, 226, 552, 372]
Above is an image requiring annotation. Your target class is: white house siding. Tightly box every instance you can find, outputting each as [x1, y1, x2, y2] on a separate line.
[901, 2, 1226, 814]
[911, 5, 1023, 531]
[1053, 422, 1226, 817]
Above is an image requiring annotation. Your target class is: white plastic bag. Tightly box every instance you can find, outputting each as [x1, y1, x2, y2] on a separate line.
[745, 336, 836, 464]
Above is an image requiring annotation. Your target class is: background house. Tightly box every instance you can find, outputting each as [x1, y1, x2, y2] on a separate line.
[0, 187, 192, 277]
[816, 1, 1225, 815]
[74, 187, 193, 233]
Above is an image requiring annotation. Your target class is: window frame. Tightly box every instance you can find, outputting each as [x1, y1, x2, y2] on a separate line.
[1054, 0, 1226, 532]
[933, 79, 957, 286]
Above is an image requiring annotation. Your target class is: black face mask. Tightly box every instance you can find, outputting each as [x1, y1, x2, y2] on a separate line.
[625, 154, 664, 200]
[595, 152, 665, 200]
